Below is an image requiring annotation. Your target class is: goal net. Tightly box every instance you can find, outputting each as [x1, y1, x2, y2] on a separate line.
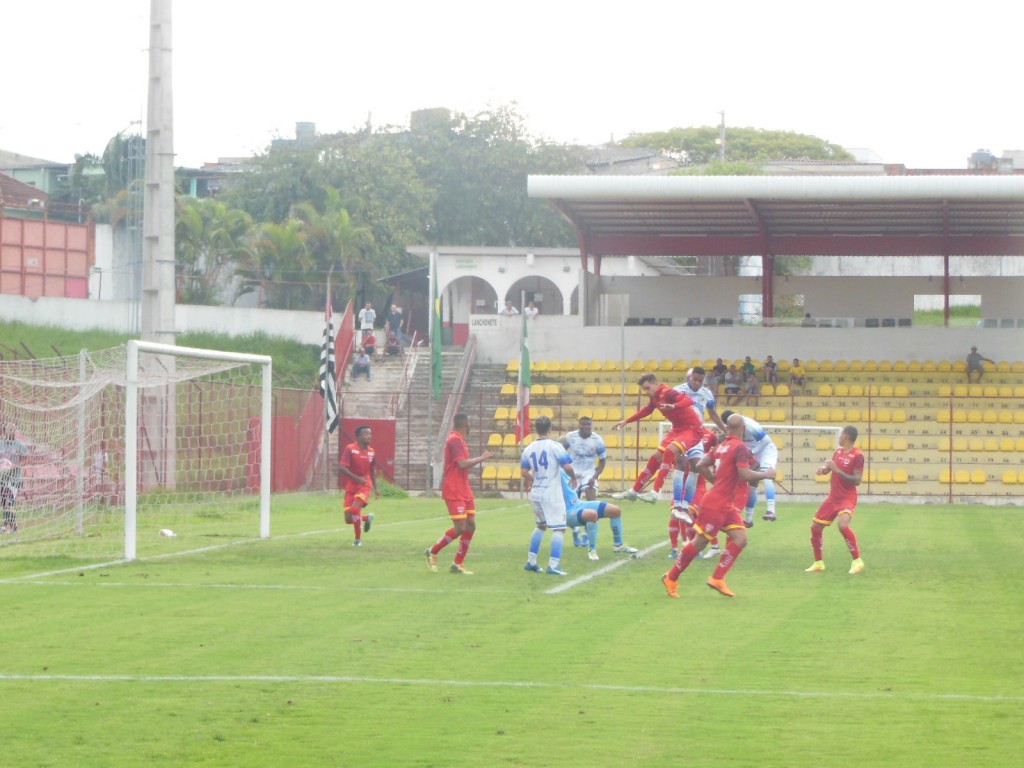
[0, 340, 271, 561]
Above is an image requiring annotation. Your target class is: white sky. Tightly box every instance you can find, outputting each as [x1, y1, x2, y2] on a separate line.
[1, 1, 1019, 170]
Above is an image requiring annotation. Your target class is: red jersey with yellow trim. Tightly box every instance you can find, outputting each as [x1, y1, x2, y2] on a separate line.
[703, 435, 755, 510]
[626, 383, 703, 432]
[829, 446, 864, 502]
[340, 441, 375, 490]
[441, 431, 473, 500]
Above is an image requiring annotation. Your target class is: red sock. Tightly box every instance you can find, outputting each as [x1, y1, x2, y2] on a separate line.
[840, 526, 860, 559]
[634, 454, 660, 491]
[668, 517, 680, 548]
[454, 530, 474, 565]
[811, 528, 824, 561]
[432, 528, 457, 555]
[668, 541, 700, 579]
[352, 519, 362, 541]
[712, 540, 744, 580]
[652, 457, 675, 493]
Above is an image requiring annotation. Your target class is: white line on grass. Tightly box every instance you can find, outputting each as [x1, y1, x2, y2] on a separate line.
[0, 673, 1020, 703]
[545, 540, 667, 595]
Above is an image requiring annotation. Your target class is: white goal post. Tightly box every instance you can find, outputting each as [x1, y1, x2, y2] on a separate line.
[0, 341, 272, 561]
[125, 341, 272, 560]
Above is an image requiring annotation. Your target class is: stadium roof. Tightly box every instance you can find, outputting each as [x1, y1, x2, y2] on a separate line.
[528, 175, 1024, 260]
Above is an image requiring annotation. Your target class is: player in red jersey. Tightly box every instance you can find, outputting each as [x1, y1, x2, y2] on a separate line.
[339, 425, 380, 546]
[611, 373, 704, 504]
[425, 413, 493, 575]
[662, 413, 776, 598]
[805, 425, 865, 574]
[668, 427, 719, 559]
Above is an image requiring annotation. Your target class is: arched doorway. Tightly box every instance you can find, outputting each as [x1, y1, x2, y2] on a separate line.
[505, 276, 564, 316]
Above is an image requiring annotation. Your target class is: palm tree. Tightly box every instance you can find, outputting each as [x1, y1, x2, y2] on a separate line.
[175, 197, 254, 305]
[240, 220, 312, 310]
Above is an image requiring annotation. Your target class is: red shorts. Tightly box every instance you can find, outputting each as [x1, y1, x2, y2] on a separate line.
[444, 498, 476, 520]
[661, 427, 702, 455]
[693, 499, 745, 540]
[813, 497, 856, 525]
[344, 483, 372, 513]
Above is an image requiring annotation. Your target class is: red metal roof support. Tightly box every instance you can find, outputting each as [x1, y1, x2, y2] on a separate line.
[942, 200, 951, 327]
[743, 199, 774, 325]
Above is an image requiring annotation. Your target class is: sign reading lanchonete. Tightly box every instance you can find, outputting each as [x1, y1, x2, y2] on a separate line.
[469, 314, 507, 329]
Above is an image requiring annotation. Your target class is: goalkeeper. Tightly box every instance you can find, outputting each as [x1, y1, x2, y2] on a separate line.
[0, 422, 27, 534]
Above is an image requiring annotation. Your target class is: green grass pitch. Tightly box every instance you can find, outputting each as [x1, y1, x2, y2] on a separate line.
[0, 494, 1021, 767]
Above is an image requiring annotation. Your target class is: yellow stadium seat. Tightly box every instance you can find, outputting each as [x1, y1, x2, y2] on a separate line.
[500, 383, 516, 396]
[876, 384, 892, 397]
[531, 384, 545, 397]
[971, 470, 987, 484]
[761, 384, 775, 396]
[818, 384, 833, 397]
[481, 465, 498, 482]
[1015, 411, 1024, 425]
[830, 408, 845, 422]
[1014, 362, 1024, 374]
[606, 466, 622, 482]
[954, 469, 971, 484]
[771, 409, 787, 422]
[834, 383, 849, 397]
[606, 407, 622, 422]
[845, 408, 861, 422]
[893, 469, 909, 483]
[602, 360, 618, 372]
[937, 360, 952, 372]
[538, 407, 554, 419]
[878, 360, 893, 371]
[578, 407, 593, 420]
[833, 360, 848, 372]
[604, 433, 621, 449]
[849, 384, 864, 397]
[523, 434, 536, 446]
[983, 438, 999, 452]
[953, 437, 968, 452]
[755, 408, 772, 422]
[923, 361, 937, 372]
[937, 385, 952, 397]
[997, 361, 1011, 372]
[893, 385, 909, 398]
[496, 465, 513, 481]
[507, 359, 520, 374]
[892, 437, 908, 451]
[982, 410, 998, 424]
[891, 410, 907, 423]
[502, 434, 518, 448]
[487, 433, 503, 448]
[875, 409, 891, 423]
[1002, 470, 1018, 485]
[591, 407, 607, 421]
[815, 434, 835, 451]
[546, 384, 560, 396]
[533, 361, 549, 372]
[582, 383, 598, 396]
[546, 361, 561, 373]
[954, 385, 969, 397]
[598, 383, 614, 396]
[967, 410, 983, 424]
[939, 468, 952, 484]
[623, 433, 638, 449]
[818, 360, 833, 372]
[935, 410, 951, 423]
[952, 411, 967, 424]
[876, 468, 893, 483]
[861, 435, 872, 450]
[587, 360, 602, 372]
[777, 359, 791, 372]
[968, 385, 983, 397]
[494, 406, 510, 421]
[815, 409, 831, 423]
[968, 437, 984, 452]
[984, 386, 999, 398]
[774, 435, 785, 450]
[805, 360, 821, 372]
[849, 360, 864, 372]
[774, 384, 790, 396]
[999, 386, 1013, 398]
[876, 436, 892, 451]
[1017, 438, 1024, 451]
[999, 437, 1015, 452]
[937, 436, 951, 451]
[893, 361, 907, 372]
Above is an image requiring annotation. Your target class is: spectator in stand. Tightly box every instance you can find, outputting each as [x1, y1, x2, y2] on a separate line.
[385, 330, 401, 356]
[351, 351, 372, 381]
[738, 372, 761, 406]
[965, 346, 995, 383]
[789, 358, 807, 391]
[361, 330, 377, 356]
[358, 302, 376, 338]
[741, 356, 757, 379]
[524, 301, 539, 319]
[498, 299, 519, 316]
[712, 358, 729, 381]
[723, 364, 742, 404]
[801, 312, 815, 327]
[763, 355, 779, 387]
[386, 304, 410, 346]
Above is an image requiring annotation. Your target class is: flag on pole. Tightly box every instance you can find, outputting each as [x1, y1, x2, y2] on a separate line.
[319, 299, 339, 433]
[514, 311, 531, 443]
[431, 252, 443, 400]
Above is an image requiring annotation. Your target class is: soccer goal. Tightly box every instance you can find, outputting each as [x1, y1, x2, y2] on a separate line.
[0, 340, 271, 561]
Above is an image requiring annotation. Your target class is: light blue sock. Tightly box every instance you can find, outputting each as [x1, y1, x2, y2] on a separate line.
[672, 469, 685, 506]
[549, 530, 565, 568]
[586, 520, 599, 549]
[683, 472, 698, 505]
[610, 517, 624, 547]
[745, 485, 758, 519]
[764, 479, 776, 514]
[528, 528, 544, 564]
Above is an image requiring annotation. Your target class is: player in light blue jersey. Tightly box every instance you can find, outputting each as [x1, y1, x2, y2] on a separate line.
[558, 470, 637, 561]
[560, 416, 606, 547]
[721, 409, 779, 525]
[671, 367, 725, 519]
[521, 415, 575, 576]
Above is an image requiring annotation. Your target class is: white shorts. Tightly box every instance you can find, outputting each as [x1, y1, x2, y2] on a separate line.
[531, 496, 567, 530]
[752, 439, 778, 471]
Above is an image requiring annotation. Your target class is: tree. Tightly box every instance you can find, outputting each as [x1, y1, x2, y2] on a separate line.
[239, 220, 312, 310]
[619, 126, 854, 166]
[175, 197, 254, 305]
